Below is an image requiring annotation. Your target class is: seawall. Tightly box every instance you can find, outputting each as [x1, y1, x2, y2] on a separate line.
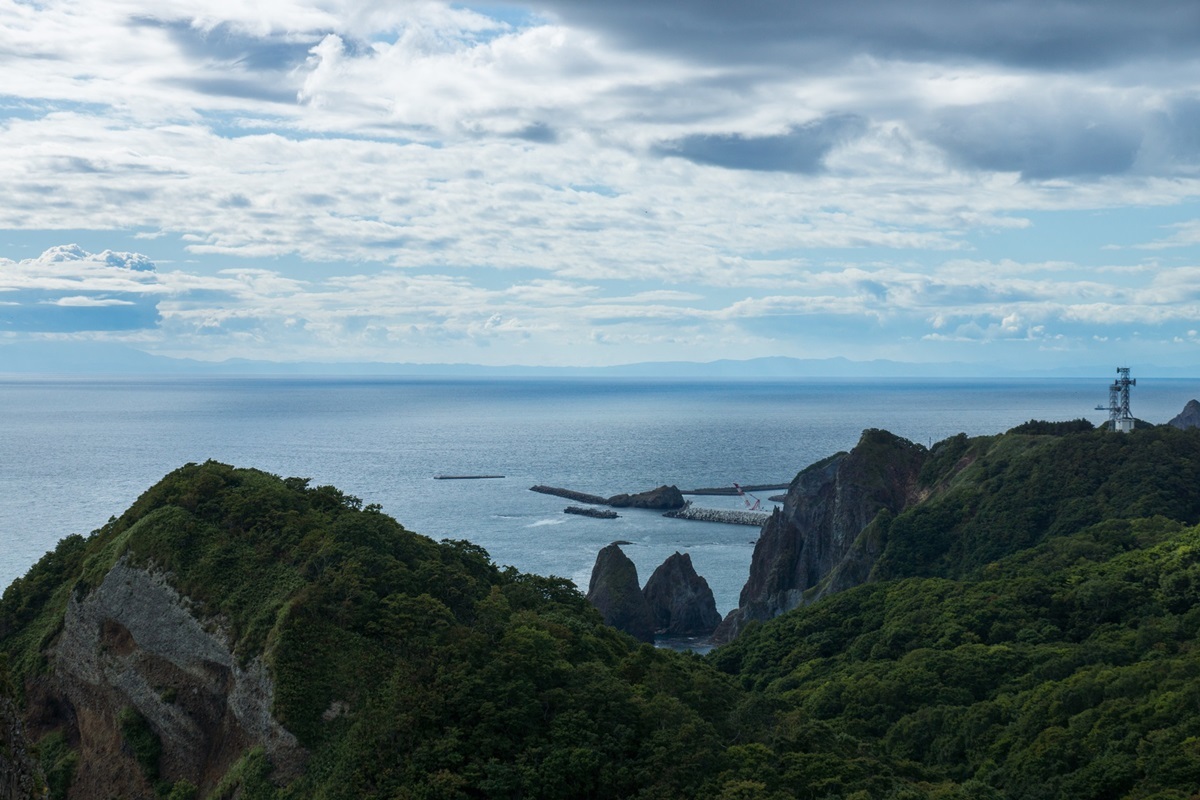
[530, 485, 608, 505]
[663, 507, 770, 526]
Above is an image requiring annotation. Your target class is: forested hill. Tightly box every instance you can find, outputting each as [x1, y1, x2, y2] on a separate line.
[3, 422, 1200, 798]
[875, 420, 1200, 580]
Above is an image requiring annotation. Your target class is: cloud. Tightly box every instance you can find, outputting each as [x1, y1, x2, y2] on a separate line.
[654, 115, 866, 173]
[927, 98, 1141, 179]
[1134, 220, 1200, 250]
[132, 17, 321, 73]
[50, 296, 137, 307]
[527, 0, 1200, 70]
[4, 2, 1200, 368]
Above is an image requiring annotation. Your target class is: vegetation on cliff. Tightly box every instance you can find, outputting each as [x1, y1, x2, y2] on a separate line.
[3, 421, 1200, 798]
[712, 514, 1200, 798]
[0, 463, 755, 798]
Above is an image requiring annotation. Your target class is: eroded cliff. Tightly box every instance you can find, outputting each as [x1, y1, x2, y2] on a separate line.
[41, 558, 303, 798]
[0, 663, 43, 800]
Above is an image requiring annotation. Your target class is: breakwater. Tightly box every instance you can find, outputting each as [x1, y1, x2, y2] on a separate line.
[682, 484, 789, 495]
[530, 485, 608, 505]
[663, 507, 771, 526]
[565, 506, 619, 519]
[434, 475, 505, 480]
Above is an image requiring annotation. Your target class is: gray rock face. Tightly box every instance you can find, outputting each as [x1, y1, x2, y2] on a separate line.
[714, 429, 927, 643]
[607, 485, 686, 510]
[0, 681, 43, 800]
[586, 545, 655, 642]
[48, 558, 304, 797]
[642, 553, 721, 637]
[1169, 399, 1200, 430]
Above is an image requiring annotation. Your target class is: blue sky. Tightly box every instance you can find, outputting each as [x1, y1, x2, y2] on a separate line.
[3, 0, 1200, 370]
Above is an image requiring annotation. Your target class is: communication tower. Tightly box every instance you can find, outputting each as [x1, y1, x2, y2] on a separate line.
[1095, 367, 1136, 433]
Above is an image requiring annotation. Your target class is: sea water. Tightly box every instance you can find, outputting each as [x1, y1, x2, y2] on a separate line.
[2, 377, 1196, 615]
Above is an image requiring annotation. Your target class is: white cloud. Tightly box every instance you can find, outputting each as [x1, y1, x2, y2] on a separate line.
[3, 2, 1200, 366]
[1135, 220, 1200, 250]
[48, 296, 137, 307]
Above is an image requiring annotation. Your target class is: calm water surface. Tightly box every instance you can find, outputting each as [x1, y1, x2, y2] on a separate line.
[3, 377, 1196, 615]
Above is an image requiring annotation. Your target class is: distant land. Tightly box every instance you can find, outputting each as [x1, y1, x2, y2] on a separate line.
[1, 340, 1199, 378]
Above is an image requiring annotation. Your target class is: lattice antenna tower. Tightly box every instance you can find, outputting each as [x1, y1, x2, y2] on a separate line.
[1095, 367, 1136, 432]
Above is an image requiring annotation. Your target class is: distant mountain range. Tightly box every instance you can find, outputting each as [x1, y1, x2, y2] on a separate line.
[1, 340, 1197, 378]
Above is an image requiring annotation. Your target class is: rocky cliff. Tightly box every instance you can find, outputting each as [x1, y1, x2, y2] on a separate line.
[0, 664, 43, 800]
[642, 553, 721, 637]
[1169, 399, 1200, 430]
[585, 544, 655, 642]
[39, 558, 304, 799]
[714, 429, 927, 642]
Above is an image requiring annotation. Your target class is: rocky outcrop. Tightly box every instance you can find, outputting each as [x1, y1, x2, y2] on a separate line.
[642, 553, 721, 637]
[42, 558, 304, 798]
[586, 545, 654, 643]
[607, 486, 686, 510]
[0, 671, 43, 800]
[1169, 399, 1200, 430]
[714, 429, 927, 643]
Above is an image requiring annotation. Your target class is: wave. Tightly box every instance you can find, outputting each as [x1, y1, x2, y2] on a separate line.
[526, 518, 567, 528]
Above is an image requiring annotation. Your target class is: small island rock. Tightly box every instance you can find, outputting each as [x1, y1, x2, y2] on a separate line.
[642, 552, 721, 637]
[585, 544, 655, 642]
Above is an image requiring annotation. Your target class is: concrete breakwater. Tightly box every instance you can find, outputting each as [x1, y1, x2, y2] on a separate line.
[434, 474, 505, 480]
[663, 506, 771, 526]
[530, 484, 685, 510]
[531, 485, 608, 505]
[565, 506, 619, 519]
[682, 484, 789, 496]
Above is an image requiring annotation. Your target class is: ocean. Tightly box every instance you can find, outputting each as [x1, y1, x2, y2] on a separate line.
[2, 376, 1196, 616]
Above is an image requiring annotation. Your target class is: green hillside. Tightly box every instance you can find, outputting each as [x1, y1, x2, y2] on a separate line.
[3, 423, 1200, 799]
[1, 462, 746, 798]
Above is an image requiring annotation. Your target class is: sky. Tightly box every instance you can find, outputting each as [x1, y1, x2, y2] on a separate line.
[3, 0, 1200, 371]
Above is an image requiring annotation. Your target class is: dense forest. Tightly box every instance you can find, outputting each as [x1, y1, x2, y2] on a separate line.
[4, 422, 1200, 798]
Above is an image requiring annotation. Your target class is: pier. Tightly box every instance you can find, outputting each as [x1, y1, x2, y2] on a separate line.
[565, 506, 619, 519]
[530, 485, 608, 505]
[681, 484, 789, 495]
[434, 475, 505, 480]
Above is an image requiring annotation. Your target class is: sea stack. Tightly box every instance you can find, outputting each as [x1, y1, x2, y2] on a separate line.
[642, 552, 721, 637]
[585, 544, 655, 642]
